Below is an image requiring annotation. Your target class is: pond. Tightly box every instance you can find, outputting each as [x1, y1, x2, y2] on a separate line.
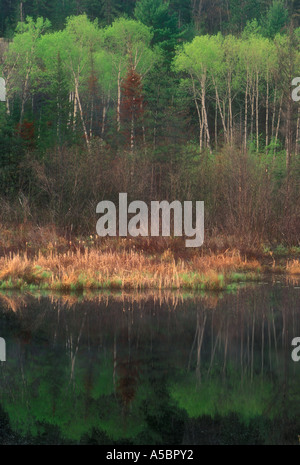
[0, 281, 299, 445]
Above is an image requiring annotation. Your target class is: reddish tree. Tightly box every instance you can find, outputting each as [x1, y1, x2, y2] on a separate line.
[120, 67, 145, 150]
[16, 119, 35, 148]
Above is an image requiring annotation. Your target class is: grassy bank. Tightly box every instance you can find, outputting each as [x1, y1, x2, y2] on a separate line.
[0, 248, 264, 292]
[0, 224, 299, 292]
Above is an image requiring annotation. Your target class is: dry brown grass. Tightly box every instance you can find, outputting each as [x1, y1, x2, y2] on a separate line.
[286, 259, 300, 275]
[0, 247, 261, 291]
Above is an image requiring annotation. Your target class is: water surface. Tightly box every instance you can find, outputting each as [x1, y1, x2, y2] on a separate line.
[0, 282, 299, 445]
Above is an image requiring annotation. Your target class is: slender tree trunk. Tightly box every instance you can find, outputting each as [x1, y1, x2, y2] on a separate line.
[240, 107, 243, 145]
[101, 106, 106, 135]
[285, 90, 293, 170]
[73, 92, 77, 131]
[266, 72, 269, 149]
[19, 61, 30, 127]
[67, 92, 73, 128]
[201, 74, 211, 153]
[200, 107, 204, 150]
[228, 71, 233, 144]
[271, 86, 277, 140]
[20, 1, 24, 22]
[244, 71, 249, 151]
[191, 75, 203, 151]
[212, 76, 228, 143]
[250, 83, 255, 143]
[117, 62, 121, 132]
[102, 102, 107, 135]
[215, 94, 218, 149]
[89, 97, 93, 138]
[256, 71, 259, 152]
[6, 96, 10, 116]
[274, 94, 283, 156]
[74, 78, 90, 150]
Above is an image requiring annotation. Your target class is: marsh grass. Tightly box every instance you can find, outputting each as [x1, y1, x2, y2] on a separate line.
[286, 259, 300, 275]
[0, 247, 261, 291]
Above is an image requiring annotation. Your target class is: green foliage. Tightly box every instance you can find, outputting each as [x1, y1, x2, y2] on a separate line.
[134, 0, 179, 60]
[263, 0, 289, 38]
[227, 0, 265, 33]
[0, 113, 26, 196]
[0, 5, 299, 244]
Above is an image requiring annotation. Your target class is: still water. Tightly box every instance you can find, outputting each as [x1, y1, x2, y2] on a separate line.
[0, 282, 299, 445]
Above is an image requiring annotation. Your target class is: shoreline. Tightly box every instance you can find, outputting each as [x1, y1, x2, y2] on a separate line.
[0, 244, 299, 292]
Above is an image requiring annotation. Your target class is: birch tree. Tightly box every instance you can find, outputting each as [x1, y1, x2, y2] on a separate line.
[4, 16, 51, 127]
[103, 18, 156, 133]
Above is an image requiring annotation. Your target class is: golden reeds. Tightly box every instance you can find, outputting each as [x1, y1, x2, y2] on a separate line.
[286, 259, 300, 275]
[0, 247, 261, 291]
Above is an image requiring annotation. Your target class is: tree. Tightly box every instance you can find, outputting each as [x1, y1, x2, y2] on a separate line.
[39, 15, 101, 150]
[4, 16, 51, 127]
[40, 51, 71, 147]
[227, 0, 266, 34]
[174, 34, 225, 152]
[263, 0, 289, 38]
[120, 67, 144, 150]
[104, 17, 156, 132]
[83, 0, 122, 25]
[273, 29, 300, 169]
[169, 0, 192, 29]
[134, 0, 179, 61]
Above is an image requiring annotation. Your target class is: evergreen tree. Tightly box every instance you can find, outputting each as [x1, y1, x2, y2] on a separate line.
[0, 0, 16, 36]
[169, 0, 192, 28]
[120, 67, 144, 149]
[134, 0, 179, 61]
[290, 0, 300, 27]
[263, 0, 289, 38]
[227, 0, 266, 33]
[40, 51, 71, 148]
[83, 0, 122, 25]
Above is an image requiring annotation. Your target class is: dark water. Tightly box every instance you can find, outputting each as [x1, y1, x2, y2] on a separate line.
[0, 282, 299, 445]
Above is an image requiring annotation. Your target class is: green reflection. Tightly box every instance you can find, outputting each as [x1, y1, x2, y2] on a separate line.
[0, 284, 299, 444]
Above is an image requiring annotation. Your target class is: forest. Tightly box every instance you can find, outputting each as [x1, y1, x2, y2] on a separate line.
[1, 2, 300, 449]
[0, 0, 299, 246]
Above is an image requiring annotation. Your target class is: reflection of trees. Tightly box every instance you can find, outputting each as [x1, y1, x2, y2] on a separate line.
[172, 286, 300, 444]
[113, 319, 141, 415]
[188, 311, 207, 383]
[68, 310, 87, 384]
[0, 284, 299, 444]
[186, 287, 299, 386]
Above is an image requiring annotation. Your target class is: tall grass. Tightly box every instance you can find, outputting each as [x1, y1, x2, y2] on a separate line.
[286, 259, 300, 275]
[0, 248, 261, 291]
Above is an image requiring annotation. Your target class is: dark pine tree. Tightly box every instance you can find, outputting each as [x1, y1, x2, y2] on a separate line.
[134, 0, 179, 63]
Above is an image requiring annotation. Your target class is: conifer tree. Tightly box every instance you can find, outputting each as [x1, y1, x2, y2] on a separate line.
[120, 67, 144, 150]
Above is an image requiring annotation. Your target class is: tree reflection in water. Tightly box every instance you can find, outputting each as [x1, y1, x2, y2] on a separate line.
[0, 283, 299, 444]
